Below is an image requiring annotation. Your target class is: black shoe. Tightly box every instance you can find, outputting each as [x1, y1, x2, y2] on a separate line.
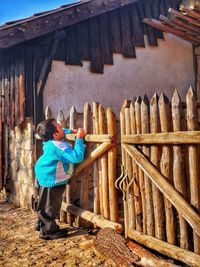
[39, 229, 68, 240]
[34, 221, 41, 231]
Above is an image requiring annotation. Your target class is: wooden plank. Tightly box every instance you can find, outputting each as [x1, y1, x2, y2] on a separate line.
[172, 90, 189, 250]
[129, 3, 145, 47]
[99, 13, 113, 65]
[141, 96, 154, 237]
[122, 131, 200, 144]
[25, 44, 33, 118]
[159, 93, 176, 245]
[186, 87, 200, 253]
[120, 6, 136, 58]
[150, 93, 165, 240]
[89, 17, 104, 73]
[66, 133, 114, 143]
[109, 9, 122, 53]
[76, 20, 90, 61]
[0, 68, 2, 190]
[10, 63, 15, 130]
[123, 144, 200, 237]
[0, 0, 138, 49]
[143, 1, 158, 46]
[14, 56, 20, 127]
[61, 203, 123, 233]
[128, 228, 200, 267]
[65, 25, 82, 66]
[169, 8, 200, 27]
[37, 35, 60, 96]
[18, 45, 25, 125]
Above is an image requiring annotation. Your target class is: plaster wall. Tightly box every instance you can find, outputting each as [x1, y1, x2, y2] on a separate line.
[44, 33, 195, 117]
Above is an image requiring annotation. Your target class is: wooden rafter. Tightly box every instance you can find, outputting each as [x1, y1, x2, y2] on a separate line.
[143, 18, 200, 45]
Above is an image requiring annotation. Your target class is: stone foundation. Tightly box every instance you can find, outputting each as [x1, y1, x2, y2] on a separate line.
[8, 118, 34, 209]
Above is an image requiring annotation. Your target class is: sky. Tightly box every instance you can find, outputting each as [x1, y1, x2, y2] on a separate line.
[0, 0, 79, 25]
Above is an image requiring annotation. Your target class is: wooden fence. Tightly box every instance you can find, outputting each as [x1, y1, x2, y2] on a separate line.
[43, 102, 121, 232]
[119, 88, 200, 266]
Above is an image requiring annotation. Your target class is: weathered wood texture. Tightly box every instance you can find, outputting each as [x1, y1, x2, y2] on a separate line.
[121, 88, 200, 259]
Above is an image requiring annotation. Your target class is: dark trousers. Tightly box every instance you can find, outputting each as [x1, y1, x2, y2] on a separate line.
[37, 184, 66, 235]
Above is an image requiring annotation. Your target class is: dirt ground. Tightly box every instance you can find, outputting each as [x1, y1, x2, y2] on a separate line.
[0, 202, 116, 267]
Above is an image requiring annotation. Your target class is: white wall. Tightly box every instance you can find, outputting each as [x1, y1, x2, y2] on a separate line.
[44, 33, 195, 117]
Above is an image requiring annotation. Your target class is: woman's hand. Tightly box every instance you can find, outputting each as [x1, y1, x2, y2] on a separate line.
[71, 129, 78, 134]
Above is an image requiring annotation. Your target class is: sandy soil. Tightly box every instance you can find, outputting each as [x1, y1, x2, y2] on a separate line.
[0, 202, 116, 267]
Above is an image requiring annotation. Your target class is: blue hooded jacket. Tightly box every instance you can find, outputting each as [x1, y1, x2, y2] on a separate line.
[35, 129, 85, 187]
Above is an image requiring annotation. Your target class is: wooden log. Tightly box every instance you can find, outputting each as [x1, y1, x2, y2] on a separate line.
[141, 95, 154, 237]
[61, 203, 123, 233]
[172, 90, 189, 250]
[123, 144, 200, 237]
[181, 6, 200, 20]
[45, 106, 52, 119]
[65, 133, 114, 143]
[94, 227, 140, 267]
[94, 228, 179, 267]
[127, 241, 180, 267]
[70, 142, 113, 178]
[135, 97, 146, 234]
[92, 102, 100, 215]
[80, 102, 91, 211]
[98, 104, 109, 220]
[107, 107, 118, 222]
[159, 93, 176, 245]
[186, 87, 200, 253]
[122, 131, 200, 144]
[125, 107, 135, 230]
[150, 93, 165, 240]
[130, 102, 142, 232]
[128, 228, 200, 267]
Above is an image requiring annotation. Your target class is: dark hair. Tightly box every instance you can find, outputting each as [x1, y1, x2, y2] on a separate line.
[36, 119, 58, 141]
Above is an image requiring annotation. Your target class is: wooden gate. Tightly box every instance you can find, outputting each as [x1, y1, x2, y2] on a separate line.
[42, 102, 121, 232]
[119, 88, 200, 266]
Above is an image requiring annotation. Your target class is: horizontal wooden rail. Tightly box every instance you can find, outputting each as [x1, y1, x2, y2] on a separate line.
[128, 228, 200, 267]
[70, 142, 113, 179]
[66, 134, 115, 143]
[61, 203, 123, 233]
[122, 131, 200, 144]
[123, 144, 200, 237]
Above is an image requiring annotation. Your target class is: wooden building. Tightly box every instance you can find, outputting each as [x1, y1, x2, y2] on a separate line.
[0, 0, 199, 240]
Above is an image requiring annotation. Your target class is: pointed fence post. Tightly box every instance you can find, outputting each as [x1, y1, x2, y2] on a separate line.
[150, 93, 165, 240]
[99, 104, 110, 220]
[159, 93, 176, 245]
[107, 107, 118, 222]
[172, 89, 189, 250]
[93, 102, 100, 215]
[141, 95, 154, 237]
[80, 103, 91, 212]
[135, 97, 147, 234]
[130, 102, 143, 232]
[45, 106, 52, 119]
[125, 107, 135, 229]
[66, 106, 76, 226]
[186, 87, 200, 253]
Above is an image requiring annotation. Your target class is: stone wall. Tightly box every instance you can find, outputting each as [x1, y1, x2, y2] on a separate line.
[8, 118, 34, 209]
